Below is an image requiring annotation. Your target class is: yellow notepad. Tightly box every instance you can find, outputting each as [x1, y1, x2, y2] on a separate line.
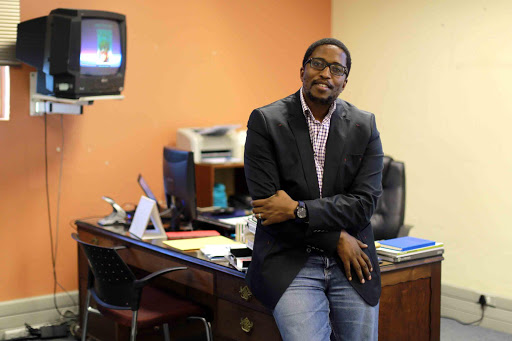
[163, 236, 243, 251]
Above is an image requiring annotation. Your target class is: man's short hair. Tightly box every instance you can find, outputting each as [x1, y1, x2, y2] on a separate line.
[302, 38, 352, 77]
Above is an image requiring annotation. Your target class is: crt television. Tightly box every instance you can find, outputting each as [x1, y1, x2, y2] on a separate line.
[16, 8, 127, 99]
[163, 147, 197, 230]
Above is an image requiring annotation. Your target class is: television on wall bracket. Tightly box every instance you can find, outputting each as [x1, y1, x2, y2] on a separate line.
[16, 8, 127, 111]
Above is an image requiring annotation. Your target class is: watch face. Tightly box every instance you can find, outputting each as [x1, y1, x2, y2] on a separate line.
[297, 206, 307, 219]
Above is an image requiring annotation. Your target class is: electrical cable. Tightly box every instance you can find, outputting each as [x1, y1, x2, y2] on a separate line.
[25, 323, 40, 338]
[43, 114, 77, 319]
[441, 302, 485, 325]
[54, 115, 77, 314]
[43, 113, 60, 316]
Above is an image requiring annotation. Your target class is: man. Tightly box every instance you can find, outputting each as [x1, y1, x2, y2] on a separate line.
[244, 38, 384, 340]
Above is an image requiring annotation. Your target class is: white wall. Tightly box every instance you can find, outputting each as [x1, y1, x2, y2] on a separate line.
[332, 0, 512, 299]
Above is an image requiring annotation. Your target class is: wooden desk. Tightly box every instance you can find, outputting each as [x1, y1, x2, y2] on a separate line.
[76, 221, 442, 341]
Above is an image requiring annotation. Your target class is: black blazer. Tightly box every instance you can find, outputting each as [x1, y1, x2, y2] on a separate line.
[244, 90, 384, 310]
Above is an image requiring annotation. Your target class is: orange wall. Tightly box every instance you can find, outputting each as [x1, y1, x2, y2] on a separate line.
[0, 0, 330, 301]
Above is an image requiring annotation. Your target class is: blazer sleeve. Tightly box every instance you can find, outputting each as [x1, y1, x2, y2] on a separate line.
[244, 109, 280, 200]
[304, 113, 383, 253]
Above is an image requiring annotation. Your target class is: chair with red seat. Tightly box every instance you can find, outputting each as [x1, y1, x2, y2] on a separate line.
[72, 233, 212, 341]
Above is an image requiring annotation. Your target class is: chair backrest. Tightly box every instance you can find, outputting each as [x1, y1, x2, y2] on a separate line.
[71, 233, 138, 310]
[371, 156, 406, 240]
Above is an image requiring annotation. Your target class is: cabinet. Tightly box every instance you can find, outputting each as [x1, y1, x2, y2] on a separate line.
[195, 162, 247, 207]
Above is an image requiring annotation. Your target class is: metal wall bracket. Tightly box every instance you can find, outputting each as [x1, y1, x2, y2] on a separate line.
[29, 72, 124, 116]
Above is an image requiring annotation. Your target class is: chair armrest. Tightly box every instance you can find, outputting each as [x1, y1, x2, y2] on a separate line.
[397, 224, 413, 237]
[135, 266, 188, 287]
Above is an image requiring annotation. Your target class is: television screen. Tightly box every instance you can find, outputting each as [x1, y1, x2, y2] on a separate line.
[80, 19, 122, 76]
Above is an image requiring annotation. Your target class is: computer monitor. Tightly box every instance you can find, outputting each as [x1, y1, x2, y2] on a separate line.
[163, 147, 197, 230]
[16, 8, 127, 99]
[138, 174, 174, 220]
[137, 174, 159, 207]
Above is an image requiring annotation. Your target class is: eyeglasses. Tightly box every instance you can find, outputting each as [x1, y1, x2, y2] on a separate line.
[304, 58, 347, 77]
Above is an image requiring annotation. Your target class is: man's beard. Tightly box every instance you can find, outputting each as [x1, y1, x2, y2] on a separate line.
[305, 89, 336, 106]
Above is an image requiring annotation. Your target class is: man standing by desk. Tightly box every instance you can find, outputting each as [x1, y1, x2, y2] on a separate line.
[244, 38, 383, 340]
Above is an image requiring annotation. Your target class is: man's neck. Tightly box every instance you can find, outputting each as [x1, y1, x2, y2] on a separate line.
[304, 96, 330, 121]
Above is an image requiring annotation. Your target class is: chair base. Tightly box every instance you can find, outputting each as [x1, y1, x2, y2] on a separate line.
[81, 288, 212, 341]
[81, 319, 211, 341]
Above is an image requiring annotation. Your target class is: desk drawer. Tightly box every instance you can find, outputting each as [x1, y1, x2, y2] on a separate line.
[215, 299, 281, 341]
[78, 230, 117, 247]
[216, 273, 269, 313]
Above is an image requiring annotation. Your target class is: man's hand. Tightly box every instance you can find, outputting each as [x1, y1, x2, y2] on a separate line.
[252, 190, 297, 226]
[337, 230, 373, 284]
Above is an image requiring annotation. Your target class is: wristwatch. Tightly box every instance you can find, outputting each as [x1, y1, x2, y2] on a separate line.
[294, 201, 308, 222]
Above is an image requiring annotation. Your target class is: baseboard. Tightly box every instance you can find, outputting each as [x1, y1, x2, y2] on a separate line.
[441, 283, 512, 335]
[0, 291, 78, 340]
[2, 286, 510, 338]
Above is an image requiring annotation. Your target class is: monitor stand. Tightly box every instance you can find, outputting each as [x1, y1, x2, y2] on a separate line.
[159, 208, 173, 219]
[161, 206, 193, 231]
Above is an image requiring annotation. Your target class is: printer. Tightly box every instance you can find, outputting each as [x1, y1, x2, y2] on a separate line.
[177, 126, 246, 163]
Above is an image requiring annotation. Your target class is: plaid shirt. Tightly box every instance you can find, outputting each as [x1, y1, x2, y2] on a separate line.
[299, 88, 336, 198]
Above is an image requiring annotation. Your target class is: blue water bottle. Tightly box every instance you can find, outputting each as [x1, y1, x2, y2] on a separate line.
[213, 183, 228, 208]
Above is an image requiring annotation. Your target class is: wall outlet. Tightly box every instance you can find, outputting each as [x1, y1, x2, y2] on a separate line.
[485, 295, 496, 307]
[479, 294, 496, 308]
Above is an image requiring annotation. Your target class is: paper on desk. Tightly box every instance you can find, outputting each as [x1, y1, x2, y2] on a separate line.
[200, 245, 231, 259]
[217, 215, 251, 226]
[163, 235, 244, 251]
[200, 243, 246, 259]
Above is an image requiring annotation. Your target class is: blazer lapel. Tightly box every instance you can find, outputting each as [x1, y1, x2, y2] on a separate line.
[288, 94, 320, 199]
[322, 100, 349, 197]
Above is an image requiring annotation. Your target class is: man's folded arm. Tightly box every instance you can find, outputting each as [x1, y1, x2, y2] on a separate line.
[304, 114, 384, 247]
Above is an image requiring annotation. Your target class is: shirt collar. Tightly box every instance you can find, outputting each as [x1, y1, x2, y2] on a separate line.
[299, 87, 336, 123]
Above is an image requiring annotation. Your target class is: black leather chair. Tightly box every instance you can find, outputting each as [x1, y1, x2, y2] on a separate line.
[371, 156, 412, 240]
[72, 233, 212, 341]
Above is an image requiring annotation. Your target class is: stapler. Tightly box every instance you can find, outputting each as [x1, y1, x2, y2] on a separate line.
[98, 196, 127, 226]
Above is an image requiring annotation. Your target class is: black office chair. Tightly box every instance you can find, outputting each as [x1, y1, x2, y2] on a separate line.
[71, 233, 212, 341]
[371, 156, 412, 240]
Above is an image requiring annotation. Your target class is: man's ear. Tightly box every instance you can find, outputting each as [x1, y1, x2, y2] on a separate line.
[300, 67, 304, 82]
[342, 78, 348, 90]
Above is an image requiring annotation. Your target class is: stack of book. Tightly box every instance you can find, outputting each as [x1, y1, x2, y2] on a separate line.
[229, 215, 255, 272]
[377, 236, 444, 263]
[235, 215, 257, 250]
[226, 247, 252, 272]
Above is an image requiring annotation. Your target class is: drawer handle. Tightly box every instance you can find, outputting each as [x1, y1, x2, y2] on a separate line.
[240, 317, 254, 333]
[239, 286, 252, 301]
[90, 237, 99, 245]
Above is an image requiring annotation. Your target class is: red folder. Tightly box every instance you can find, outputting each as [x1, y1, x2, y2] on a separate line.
[166, 230, 220, 240]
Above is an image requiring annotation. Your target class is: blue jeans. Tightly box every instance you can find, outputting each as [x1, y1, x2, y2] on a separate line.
[272, 254, 379, 341]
